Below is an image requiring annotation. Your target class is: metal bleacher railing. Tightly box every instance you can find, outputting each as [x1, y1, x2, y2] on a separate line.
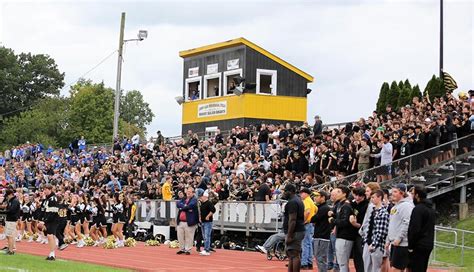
[313, 133, 474, 198]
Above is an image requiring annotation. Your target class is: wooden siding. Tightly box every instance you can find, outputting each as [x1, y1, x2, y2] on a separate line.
[245, 47, 307, 97]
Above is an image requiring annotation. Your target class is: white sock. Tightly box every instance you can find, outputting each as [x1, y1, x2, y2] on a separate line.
[49, 251, 55, 258]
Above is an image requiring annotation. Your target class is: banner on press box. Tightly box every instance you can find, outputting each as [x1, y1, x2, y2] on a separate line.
[198, 101, 227, 118]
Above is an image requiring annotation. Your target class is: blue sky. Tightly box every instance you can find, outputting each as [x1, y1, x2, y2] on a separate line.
[1, 0, 472, 137]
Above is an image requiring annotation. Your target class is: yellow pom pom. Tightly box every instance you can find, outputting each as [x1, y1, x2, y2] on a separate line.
[125, 238, 137, 247]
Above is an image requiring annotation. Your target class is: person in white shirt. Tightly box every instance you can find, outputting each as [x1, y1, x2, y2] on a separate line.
[131, 133, 140, 150]
[372, 135, 393, 182]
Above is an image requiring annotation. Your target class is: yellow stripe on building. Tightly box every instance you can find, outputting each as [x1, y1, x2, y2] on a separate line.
[182, 94, 307, 124]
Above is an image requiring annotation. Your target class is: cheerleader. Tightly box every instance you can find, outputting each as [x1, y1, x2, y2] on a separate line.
[20, 194, 35, 242]
[90, 197, 107, 246]
[56, 194, 69, 251]
[32, 194, 46, 243]
[81, 194, 92, 239]
[111, 193, 126, 247]
[68, 195, 85, 247]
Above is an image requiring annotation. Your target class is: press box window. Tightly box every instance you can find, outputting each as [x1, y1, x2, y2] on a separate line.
[203, 73, 222, 99]
[256, 69, 277, 95]
[185, 77, 202, 101]
[223, 69, 243, 96]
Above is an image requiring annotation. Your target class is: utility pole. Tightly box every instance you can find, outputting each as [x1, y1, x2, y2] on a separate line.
[113, 12, 126, 142]
[439, 0, 443, 78]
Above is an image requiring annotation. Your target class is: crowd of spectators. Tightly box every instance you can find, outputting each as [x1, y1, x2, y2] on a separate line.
[0, 91, 472, 202]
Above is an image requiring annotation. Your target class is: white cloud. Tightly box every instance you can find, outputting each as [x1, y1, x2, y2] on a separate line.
[1, 0, 472, 138]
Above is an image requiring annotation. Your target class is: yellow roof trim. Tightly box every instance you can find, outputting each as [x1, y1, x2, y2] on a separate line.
[179, 37, 314, 82]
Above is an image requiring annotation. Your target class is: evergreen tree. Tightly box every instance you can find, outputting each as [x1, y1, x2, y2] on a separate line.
[398, 80, 405, 91]
[423, 75, 445, 98]
[404, 79, 412, 90]
[397, 87, 411, 109]
[386, 81, 401, 111]
[410, 84, 422, 101]
[376, 82, 390, 113]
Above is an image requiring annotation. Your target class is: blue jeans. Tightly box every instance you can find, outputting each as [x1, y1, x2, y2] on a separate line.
[302, 224, 314, 266]
[328, 232, 339, 271]
[259, 143, 267, 157]
[201, 222, 213, 252]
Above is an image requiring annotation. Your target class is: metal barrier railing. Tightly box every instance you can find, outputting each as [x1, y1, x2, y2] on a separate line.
[313, 133, 474, 192]
[432, 225, 474, 267]
[135, 200, 285, 236]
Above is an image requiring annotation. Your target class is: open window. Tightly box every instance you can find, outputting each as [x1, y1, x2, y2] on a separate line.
[185, 77, 202, 101]
[203, 73, 221, 99]
[223, 69, 243, 96]
[256, 69, 277, 95]
[205, 126, 219, 140]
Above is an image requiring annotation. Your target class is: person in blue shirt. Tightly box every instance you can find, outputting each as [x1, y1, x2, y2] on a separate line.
[78, 136, 86, 151]
[0, 153, 5, 167]
[107, 175, 122, 191]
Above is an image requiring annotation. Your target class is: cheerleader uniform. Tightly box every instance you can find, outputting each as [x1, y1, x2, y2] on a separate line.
[85, 204, 94, 224]
[112, 202, 126, 224]
[69, 204, 80, 225]
[20, 201, 34, 222]
[93, 204, 107, 228]
[76, 203, 86, 224]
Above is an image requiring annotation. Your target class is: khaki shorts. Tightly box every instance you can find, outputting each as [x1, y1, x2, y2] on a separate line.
[5, 221, 17, 237]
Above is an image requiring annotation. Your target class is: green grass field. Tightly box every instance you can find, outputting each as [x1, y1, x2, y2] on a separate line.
[0, 253, 131, 272]
[432, 217, 474, 270]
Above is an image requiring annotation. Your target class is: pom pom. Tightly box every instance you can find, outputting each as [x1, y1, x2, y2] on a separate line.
[84, 237, 95, 246]
[145, 239, 161, 246]
[125, 237, 137, 247]
[168, 240, 180, 249]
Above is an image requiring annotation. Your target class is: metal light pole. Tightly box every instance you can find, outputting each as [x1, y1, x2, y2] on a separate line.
[112, 12, 148, 142]
[439, 0, 443, 78]
[113, 12, 126, 142]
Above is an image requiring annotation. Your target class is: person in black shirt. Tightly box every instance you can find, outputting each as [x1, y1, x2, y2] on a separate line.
[408, 185, 435, 272]
[1, 189, 20, 255]
[282, 183, 305, 272]
[197, 189, 216, 256]
[255, 179, 272, 201]
[329, 185, 356, 272]
[56, 194, 69, 251]
[311, 190, 331, 272]
[258, 124, 269, 157]
[350, 187, 369, 272]
[43, 184, 59, 261]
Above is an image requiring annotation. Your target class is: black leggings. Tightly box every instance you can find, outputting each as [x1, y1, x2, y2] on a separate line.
[56, 220, 67, 247]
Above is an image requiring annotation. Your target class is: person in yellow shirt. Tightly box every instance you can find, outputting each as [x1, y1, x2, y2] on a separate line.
[300, 187, 318, 270]
[162, 176, 173, 201]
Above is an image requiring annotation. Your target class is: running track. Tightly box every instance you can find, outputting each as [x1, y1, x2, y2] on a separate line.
[1, 240, 453, 272]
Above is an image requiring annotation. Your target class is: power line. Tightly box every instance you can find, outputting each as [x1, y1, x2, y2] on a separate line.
[62, 49, 118, 91]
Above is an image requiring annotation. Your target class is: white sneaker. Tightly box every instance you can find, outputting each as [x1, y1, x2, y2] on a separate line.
[116, 241, 124, 248]
[0, 234, 6, 240]
[93, 241, 99, 247]
[15, 237, 21, 242]
[199, 250, 210, 256]
[256, 245, 268, 254]
[71, 240, 77, 245]
[28, 237, 33, 243]
[77, 242, 84, 248]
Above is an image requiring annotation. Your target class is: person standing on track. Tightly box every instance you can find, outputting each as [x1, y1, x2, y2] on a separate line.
[282, 184, 305, 272]
[42, 184, 60, 261]
[1, 189, 20, 255]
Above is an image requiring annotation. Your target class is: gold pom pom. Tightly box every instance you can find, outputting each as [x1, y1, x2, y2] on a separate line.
[145, 239, 161, 246]
[125, 238, 137, 247]
[84, 237, 95, 246]
[168, 240, 180, 249]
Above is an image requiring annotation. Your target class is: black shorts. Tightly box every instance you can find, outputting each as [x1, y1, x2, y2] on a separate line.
[285, 231, 305, 252]
[390, 245, 409, 270]
[93, 215, 107, 228]
[45, 223, 58, 235]
[21, 215, 33, 222]
[113, 213, 126, 224]
[71, 215, 80, 225]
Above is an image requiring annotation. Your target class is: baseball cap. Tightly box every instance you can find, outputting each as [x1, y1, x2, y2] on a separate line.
[196, 188, 205, 197]
[392, 183, 407, 193]
[299, 187, 312, 195]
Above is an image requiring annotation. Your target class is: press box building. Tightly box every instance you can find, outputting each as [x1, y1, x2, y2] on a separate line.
[179, 38, 313, 135]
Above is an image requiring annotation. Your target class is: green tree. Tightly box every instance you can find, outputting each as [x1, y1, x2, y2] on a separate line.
[386, 81, 401, 110]
[410, 84, 422, 101]
[423, 75, 445, 98]
[376, 82, 390, 113]
[0, 98, 69, 150]
[68, 81, 116, 144]
[0, 47, 65, 117]
[120, 90, 154, 132]
[404, 79, 412, 90]
[398, 80, 405, 91]
[397, 87, 411, 109]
